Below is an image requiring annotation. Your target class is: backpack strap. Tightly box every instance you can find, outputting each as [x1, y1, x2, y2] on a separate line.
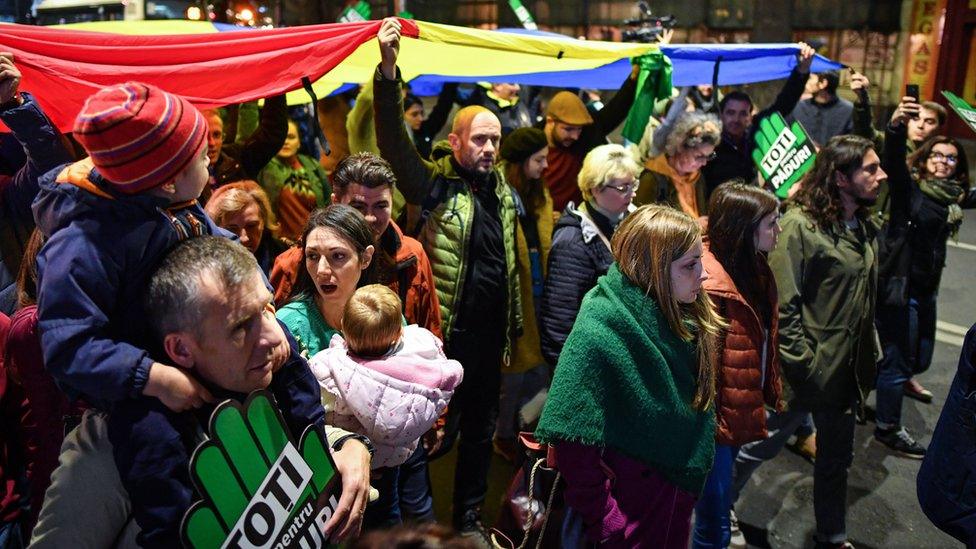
[410, 177, 449, 238]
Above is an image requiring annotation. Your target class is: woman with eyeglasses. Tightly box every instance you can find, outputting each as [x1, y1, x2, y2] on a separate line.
[635, 111, 722, 217]
[540, 144, 641, 368]
[874, 125, 974, 457]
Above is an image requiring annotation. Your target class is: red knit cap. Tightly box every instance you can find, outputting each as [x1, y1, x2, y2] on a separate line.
[73, 82, 207, 194]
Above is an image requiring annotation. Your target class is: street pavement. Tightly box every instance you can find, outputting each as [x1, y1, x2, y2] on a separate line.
[735, 210, 976, 549]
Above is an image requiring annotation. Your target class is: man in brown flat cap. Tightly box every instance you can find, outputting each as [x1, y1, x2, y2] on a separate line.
[543, 72, 638, 212]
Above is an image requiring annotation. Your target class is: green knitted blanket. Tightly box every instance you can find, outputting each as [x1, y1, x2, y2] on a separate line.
[535, 264, 715, 494]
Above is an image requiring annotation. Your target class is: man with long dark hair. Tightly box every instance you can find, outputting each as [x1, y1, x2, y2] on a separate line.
[731, 135, 889, 549]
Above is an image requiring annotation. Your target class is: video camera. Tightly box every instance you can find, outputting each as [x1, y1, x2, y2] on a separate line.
[621, 1, 676, 43]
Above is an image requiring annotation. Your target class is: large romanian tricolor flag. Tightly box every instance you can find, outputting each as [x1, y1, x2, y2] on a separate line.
[0, 18, 661, 131]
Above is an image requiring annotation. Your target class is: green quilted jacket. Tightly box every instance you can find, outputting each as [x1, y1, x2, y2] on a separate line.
[373, 67, 522, 359]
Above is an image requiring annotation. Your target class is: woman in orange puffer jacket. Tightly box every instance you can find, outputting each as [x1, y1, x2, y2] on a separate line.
[693, 182, 784, 549]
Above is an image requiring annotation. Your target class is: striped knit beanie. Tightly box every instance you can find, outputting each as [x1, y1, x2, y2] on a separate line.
[73, 82, 207, 194]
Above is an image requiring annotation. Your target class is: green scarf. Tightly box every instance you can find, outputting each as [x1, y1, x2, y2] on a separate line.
[535, 264, 715, 494]
[919, 178, 965, 233]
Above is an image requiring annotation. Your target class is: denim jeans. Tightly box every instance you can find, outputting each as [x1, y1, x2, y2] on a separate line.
[0, 520, 25, 549]
[363, 444, 436, 530]
[692, 444, 739, 549]
[875, 291, 938, 428]
[795, 413, 815, 438]
[397, 444, 435, 522]
[875, 301, 914, 429]
[733, 407, 856, 544]
[910, 291, 937, 375]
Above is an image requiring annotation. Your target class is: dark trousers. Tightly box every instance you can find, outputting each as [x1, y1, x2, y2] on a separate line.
[909, 291, 938, 375]
[441, 324, 504, 524]
[876, 301, 913, 429]
[733, 407, 856, 544]
[875, 290, 938, 428]
[363, 444, 437, 530]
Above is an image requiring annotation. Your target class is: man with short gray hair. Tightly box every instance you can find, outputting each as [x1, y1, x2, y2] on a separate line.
[32, 237, 373, 548]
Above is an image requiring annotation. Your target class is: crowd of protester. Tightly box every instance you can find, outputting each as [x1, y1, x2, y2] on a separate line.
[0, 15, 974, 549]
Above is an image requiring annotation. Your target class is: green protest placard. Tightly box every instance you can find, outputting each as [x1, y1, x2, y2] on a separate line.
[180, 391, 341, 549]
[752, 113, 817, 199]
[942, 91, 976, 135]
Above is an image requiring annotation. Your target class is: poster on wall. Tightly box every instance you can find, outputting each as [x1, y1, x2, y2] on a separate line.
[180, 391, 341, 549]
[903, 0, 948, 101]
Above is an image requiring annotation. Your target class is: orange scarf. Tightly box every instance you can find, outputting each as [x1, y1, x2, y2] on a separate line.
[646, 154, 702, 217]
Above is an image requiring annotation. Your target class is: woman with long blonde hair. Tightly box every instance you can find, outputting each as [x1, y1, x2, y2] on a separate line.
[536, 204, 723, 548]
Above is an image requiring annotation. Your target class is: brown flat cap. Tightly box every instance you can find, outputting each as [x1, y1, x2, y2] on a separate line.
[546, 91, 594, 126]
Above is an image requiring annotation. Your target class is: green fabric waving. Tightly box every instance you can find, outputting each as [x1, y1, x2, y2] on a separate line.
[918, 178, 965, 207]
[535, 264, 715, 494]
[621, 52, 674, 144]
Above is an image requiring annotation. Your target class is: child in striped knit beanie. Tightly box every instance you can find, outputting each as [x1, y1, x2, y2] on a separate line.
[31, 82, 288, 412]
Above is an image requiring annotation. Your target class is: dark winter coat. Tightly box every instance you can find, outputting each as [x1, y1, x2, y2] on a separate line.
[876, 124, 975, 301]
[543, 75, 639, 212]
[467, 86, 540, 137]
[539, 203, 615, 366]
[0, 93, 72, 315]
[208, 94, 288, 190]
[917, 323, 976, 547]
[0, 311, 25, 527]
[4, 305, 80, 530]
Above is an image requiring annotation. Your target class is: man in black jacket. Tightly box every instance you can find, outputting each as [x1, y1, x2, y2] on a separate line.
[701, 43, 815, 196]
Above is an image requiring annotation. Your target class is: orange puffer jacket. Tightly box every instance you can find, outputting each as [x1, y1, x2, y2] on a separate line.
[702, 240, 783, 446]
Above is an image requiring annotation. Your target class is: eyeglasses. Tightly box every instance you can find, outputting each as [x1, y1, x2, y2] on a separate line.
[603, 180, 640, 194]
[692, 151, 718, 163]
[929, 152, 959, 165]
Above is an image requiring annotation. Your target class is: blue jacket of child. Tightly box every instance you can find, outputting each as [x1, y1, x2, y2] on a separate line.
[32, 162, 227, 404]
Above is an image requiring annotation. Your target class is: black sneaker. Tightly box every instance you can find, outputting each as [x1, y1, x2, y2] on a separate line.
[456, 508, 492, 548]
[874, 427, 926, 459]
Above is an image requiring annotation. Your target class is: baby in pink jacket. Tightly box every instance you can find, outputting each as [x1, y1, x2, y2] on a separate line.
[309, 285, 463, 469]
